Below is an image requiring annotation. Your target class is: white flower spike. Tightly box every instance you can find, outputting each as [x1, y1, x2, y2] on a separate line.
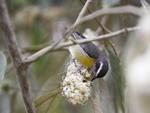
[61, 59, 91, 105]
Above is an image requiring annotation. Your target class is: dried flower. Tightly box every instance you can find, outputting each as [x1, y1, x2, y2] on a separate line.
[61, 59, 91, 105]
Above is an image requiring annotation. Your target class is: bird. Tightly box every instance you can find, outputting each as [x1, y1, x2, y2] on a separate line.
[68, 32, 109, 81]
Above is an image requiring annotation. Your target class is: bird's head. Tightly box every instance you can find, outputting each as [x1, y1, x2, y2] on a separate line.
[90, 57, 109, 81]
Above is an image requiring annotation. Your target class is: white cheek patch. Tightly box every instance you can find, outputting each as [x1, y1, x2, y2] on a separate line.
[96, 61, 103, 76]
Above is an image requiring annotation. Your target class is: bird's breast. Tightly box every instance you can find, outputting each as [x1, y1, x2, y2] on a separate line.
[69, 45, 95, 68]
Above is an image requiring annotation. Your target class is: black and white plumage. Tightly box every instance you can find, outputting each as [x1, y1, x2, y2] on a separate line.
[69, 32, 109, 81]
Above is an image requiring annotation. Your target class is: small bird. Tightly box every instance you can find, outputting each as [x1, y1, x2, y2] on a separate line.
[69, 32, 109, 81]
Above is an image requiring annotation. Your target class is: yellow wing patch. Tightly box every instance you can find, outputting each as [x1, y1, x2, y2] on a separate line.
[76, 53, 95, 68]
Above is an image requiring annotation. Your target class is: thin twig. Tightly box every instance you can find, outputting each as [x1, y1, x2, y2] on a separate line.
[80, 0, 110, 33]
[0, 0, 36, 113]
[24, 0, 92, 64]
[76, 5, 142, 26]
[23, 4, 141, 64]
[24, 5, 142, 62]
[22, 45, 66, 53]
[65, 0, 93, 37]
[24, 26, 140, 63]
[75, 0, 92, 25]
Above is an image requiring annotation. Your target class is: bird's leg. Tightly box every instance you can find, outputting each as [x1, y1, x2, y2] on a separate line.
[89, 65, 96, 78]
[72, 58, 82, 74]
[72, 58, 77, 67]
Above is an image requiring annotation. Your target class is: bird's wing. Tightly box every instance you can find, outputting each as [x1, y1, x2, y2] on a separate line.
[72, 32, 100, 59]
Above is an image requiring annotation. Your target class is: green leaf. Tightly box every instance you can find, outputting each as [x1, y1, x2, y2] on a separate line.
[0, 51, 7, 81]
[34, 74, 64, 113]
[34, 57, 69, 113]
[106, 47, 125, 113]
[34, 89, 61, 113]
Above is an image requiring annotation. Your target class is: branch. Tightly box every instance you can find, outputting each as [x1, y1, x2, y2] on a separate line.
[76, 5, 142, 26]
[24, 0, 92, 64]
[74, 0, 92, 26]
[29, 5, 141, 58]
[0, 0, 35, 113]
[23, 4, 141, 64]
[65, 0, 93, 38]
[80, 0, 110, 34]
[24, 26, 140, 63]
[22, 45, 66, 53]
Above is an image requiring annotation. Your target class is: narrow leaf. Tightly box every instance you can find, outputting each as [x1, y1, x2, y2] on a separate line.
[106, 47, 125, 113]
[0, 51, 7, 81]
[34, 90, 61, 113]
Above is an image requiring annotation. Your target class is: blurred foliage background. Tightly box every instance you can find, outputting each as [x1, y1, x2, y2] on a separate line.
[0, 0, 149, 113]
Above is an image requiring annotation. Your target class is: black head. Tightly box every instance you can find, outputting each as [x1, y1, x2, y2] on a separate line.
[91, 57, 109, 81]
